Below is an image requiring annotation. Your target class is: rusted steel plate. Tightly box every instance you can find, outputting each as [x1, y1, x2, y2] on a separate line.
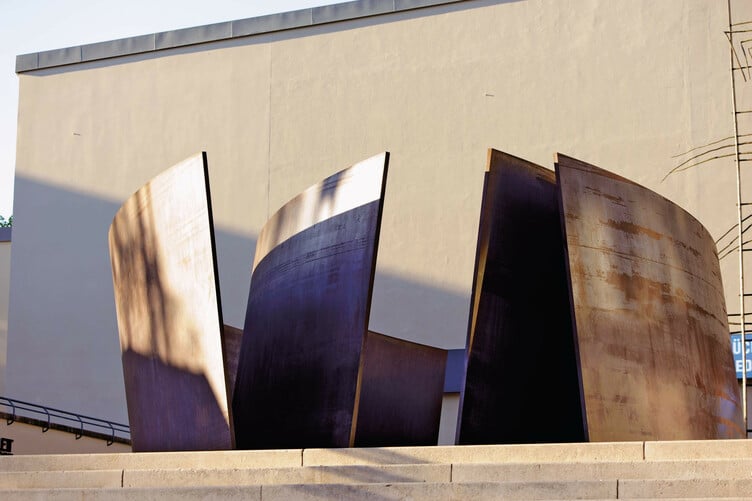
[556, 153, 744, 441]
[109, 152, 233, 451]
[233, 153, 390, 449]
[354, 331, 447, 447]
[457, 149, 584, 445]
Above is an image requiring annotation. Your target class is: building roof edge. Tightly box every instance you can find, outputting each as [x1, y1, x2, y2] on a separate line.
[16, 0, 469, 73]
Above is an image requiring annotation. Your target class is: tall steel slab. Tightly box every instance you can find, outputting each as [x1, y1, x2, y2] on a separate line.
[109, 153, 233, 451]
[556, 154, 744, 441]
[233, 153, 389, 449]
[457, 150, 584, 444]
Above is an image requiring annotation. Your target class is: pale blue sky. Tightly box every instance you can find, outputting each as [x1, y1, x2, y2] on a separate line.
[0, 0, 336, 218]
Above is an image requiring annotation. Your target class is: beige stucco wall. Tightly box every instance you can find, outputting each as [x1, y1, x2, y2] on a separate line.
[10, 0, 752, 427]
[0, 239, 9, 396]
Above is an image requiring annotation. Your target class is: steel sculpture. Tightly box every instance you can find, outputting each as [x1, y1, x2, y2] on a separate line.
[232, 153, 447, 449]
[109, 153, 234, 451]
[459, 149, 743, 444]
[457, 150, 584, 445]
[556, 153, 744, 440]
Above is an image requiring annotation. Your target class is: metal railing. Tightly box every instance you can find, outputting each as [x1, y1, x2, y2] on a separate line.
[0, 396, 130, 445]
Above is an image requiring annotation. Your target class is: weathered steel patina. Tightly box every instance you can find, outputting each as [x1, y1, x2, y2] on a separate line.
[556, 154, 744, 441]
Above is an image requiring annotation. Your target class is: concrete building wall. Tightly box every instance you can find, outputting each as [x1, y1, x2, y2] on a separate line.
[0, 230, 10, 396]
[9, 0, 752, 427]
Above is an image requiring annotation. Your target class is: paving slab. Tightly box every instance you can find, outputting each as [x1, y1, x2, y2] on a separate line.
[304, 442, 644, 466]
[0, 449, 301, 472]
[123, 463, 449, 487]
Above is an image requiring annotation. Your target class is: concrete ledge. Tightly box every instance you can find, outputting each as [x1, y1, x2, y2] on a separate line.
[644, 439, 752, 460]
[303, 442, 644, 466]
[0, 449, 302, 472]
[123, 464, 449, 488]
[0, 470, 121, 489]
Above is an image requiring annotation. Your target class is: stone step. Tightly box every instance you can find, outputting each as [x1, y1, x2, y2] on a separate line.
[0, 480, 617, 500]
[618, 478, 752, 499]
[0, 459, 752, 489]
[1, 439, 748, 473]
[0, 448, 302, 472]
[301, 439, 752, 466]
[2, 480, 752, 500]
[303, 441, 645, 466]
[0, 464, 449, 489]
[2, 459, 752, 490]
[451, 458, 752, 483]
[0, 441, 650, 472]
[1, 441, 751, 499]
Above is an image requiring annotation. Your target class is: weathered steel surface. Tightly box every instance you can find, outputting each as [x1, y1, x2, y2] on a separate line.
[354, 331, 447, 447]
[457, 149, 584, 445]
[233, 153, 390, 449]
[109, 153, 233, 451]
[556, 153, 744, 441]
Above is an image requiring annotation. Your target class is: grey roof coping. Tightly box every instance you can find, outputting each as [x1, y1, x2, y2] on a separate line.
[311, 0, 395, 24]
[82, 34, 156, 62]
[155, 21, 233, 51]
[232, 10, 313, 38]
[37, 46, 82, 69]
[16, 0, 469, 73]
[15, 53, 38, 73]
[0, 227, 11, 242]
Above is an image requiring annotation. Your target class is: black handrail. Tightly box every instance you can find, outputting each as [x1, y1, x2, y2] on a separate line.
[0, 396, 130, 445]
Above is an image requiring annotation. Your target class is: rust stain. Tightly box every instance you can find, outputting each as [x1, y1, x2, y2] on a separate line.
[671, 238, 702, 259]
[604, 270, 672, 304]
[602, 219, 664, 240]
[584, 186, 627, 206]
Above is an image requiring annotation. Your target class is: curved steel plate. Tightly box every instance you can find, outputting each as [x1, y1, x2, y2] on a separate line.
[556, 153, 744, 440]
[108, 152, 233, 451]
[457, 149, 584, 445]
[233, 153, 389, 449]
[355, 331, 447, 447]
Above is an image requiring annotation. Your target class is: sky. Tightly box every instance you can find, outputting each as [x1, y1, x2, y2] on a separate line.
[0, 0, 336, 219]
